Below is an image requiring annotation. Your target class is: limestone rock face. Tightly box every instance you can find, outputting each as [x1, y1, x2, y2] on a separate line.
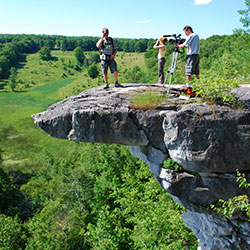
[161, 103, 250, 173]
[33, 84, 250, 250]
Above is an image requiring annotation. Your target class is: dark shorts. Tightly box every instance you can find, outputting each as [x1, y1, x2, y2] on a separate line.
[101, 58, 117, 74]
[185, 54, 199, 75]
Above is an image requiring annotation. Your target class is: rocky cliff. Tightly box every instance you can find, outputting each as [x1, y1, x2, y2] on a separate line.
[33, 84, 250, 250]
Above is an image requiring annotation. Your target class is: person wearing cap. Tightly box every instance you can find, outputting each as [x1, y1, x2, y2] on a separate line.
[153, 37, 168, 84]
[175, 25, 200, 87]
[96, 28, 122, 89]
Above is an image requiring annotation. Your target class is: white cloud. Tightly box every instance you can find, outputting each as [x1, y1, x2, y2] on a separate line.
[194, 0, 212, 5]
[137, 20, 151, 24]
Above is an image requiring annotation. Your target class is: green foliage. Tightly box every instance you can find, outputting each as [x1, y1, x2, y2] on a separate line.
[0, 167, 22, 216]
[25, 200, 88, 250]
[1, 30, 250, 250]
[238, 0, 250, 29]
[0, 214, 27, 250]
[0, 43, 21, 79]
[8, 67, 17, 91]
[125, 66, 147, 83]
[210, 170, 250, 220]
[163, 158, 181, 171]
[18, 144, 197, 249]
[134, 40, 147, 53]
[39, 46, 52, 61]
[88, 52, 100, 64]
[74, 46, 85, 65]
[192, 77, 239, 105]
[237, 170, 250, 189]
[211, 195, 250, 219]
[87, 63, 99, 79]
[0, 148, 3, 164]
[144, 49, 158, 69]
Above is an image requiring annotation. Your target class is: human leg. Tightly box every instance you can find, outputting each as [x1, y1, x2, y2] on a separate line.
[185, 55, 200, 86]
[158, 58, 165, 84]
[110, 59, 122, 87]
[114, 71, 118, 82]
[101, 60, 109, 89]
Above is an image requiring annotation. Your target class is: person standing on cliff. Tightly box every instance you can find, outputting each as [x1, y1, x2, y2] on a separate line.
[96, 28, 122, 89]
[175, 25, 200, 87]
[153, 37, 168, 84]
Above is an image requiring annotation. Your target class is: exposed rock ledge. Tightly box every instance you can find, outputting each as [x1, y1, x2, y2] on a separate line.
[33, 84, 250, 250]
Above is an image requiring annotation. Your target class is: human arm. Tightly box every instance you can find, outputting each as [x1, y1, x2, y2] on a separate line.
[153, 40, 165, 49]
[111, 49, 117, 59]
[96, 34, 105, 48]
[175, 43, 185, 48]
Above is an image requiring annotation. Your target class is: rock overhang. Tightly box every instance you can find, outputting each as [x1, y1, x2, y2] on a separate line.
[33, 84, 250, 174]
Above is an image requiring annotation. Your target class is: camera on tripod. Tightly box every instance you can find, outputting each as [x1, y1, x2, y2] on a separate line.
[162, 34, 185, 94]
[163, 34, 185, 45]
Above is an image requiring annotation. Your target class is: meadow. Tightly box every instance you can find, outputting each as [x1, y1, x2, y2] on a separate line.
[0, 50, 147, 173]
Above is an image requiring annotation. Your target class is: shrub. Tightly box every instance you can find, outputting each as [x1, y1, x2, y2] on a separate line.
[87, 64, 99, 79]
[192, 77, 239, 105]
[0, 214, 27, 250]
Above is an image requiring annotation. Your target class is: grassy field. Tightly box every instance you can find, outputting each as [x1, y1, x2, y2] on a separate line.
[0, 50, 146, 173]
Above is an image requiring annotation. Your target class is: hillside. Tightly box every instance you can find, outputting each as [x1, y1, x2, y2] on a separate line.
[0, 50, 146, 173]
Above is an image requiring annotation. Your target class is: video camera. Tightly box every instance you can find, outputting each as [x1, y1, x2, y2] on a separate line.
[163, 34, 185, 45]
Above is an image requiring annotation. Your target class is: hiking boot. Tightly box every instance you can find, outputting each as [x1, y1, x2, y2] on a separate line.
[104, 84, 109, 89]
[115, 83, 123, 88]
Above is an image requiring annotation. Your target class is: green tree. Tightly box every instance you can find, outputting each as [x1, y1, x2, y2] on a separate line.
[39, 46, 51, 61]
[125, 66, 147, 83]
[87, 63, 99, 78]
[0, 55, 10, 79]
[0, 214, 27, 250]
[122, 41, 130, 52]
[238, 0, 250, 29]
[60, 39, 68, 51]
[8, 67, 17, 91]
[0, 167, 22, 215]
[74, 46, 85, 65]
[134, 41, 146, 52]
[20, 144, 197, 249]
[88, 52, 100, 64]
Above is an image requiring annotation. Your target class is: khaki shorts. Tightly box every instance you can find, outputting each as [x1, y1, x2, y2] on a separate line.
[185, 54, 199, 75]
[101, 58, 117, 74]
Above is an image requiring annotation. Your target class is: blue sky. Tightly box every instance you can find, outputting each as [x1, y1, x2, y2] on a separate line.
[0, 0, 246, 40]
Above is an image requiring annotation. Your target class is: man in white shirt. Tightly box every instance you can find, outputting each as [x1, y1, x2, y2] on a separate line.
[175, 25, 200, 86]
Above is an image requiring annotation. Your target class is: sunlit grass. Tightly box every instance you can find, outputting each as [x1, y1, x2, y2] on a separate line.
[130, 89, 167, 110]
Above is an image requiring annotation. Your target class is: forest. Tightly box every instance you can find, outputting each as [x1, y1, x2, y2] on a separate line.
[0, 3, 250, 248]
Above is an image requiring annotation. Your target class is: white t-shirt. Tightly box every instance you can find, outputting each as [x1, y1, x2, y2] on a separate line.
[184, 33, 200, 55]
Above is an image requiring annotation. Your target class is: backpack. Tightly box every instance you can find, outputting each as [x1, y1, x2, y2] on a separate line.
[100, 37, 115, 51]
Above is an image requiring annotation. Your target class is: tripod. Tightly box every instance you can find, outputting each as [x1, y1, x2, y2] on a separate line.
[164, 47, 185, 95]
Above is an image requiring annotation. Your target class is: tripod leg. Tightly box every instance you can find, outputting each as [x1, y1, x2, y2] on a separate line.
[164, 52, 175, 86]
[167, 52, 178, 95]
[179, 53, 185, 73]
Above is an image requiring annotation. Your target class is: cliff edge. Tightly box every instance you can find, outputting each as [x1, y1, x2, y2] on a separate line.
[33, 84, 250, 250]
